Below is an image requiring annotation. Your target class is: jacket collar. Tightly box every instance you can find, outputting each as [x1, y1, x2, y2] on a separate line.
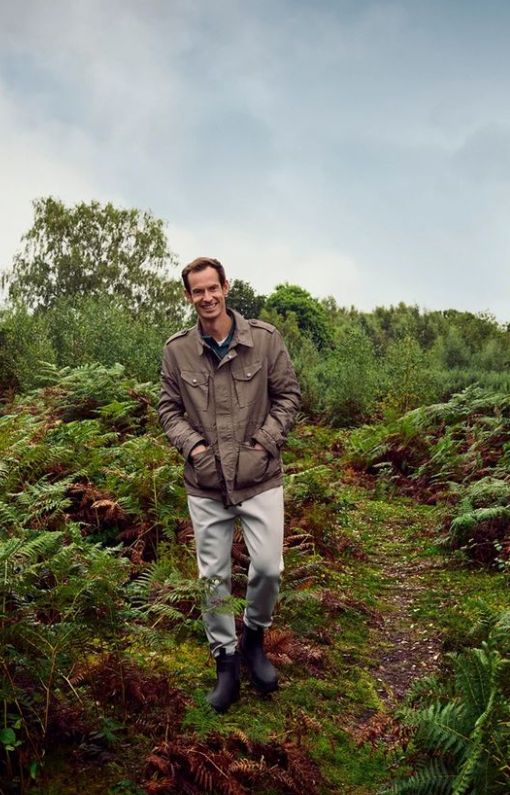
[191, 309, 253, 356]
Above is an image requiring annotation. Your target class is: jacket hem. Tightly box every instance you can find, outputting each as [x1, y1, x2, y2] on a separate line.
[184, 472, 283, 506]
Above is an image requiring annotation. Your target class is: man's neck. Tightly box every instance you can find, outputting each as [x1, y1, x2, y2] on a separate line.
[200, 311, 233, 342]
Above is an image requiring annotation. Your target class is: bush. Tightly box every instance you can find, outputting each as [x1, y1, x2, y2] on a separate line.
[379, 336, 441, 418]
[265, 284, 333, 349]
[311, 327, 379, 426]
[43, 295, 177, 382]
[0, 305, 56, 395]
[0, 296, 185, 396]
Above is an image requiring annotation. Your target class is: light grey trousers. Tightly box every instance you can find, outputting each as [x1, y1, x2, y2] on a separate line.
[187, 486, 284, 657]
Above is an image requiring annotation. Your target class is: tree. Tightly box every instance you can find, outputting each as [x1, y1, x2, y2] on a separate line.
[430, 326, 471, 369]
[227, 279, 265, 318]
[381, 335, 439, 417]
[2, 197, 186, 324]
[312, 327, 378, 425]
[265, 284, 333, 349]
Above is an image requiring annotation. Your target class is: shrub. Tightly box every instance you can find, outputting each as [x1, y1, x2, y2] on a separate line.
[0, 306, 56, 395]
[311, 327, 379, 426]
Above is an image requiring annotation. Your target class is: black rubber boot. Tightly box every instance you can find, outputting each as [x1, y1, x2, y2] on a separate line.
[239, 624, 278, 694]
[206, 650, 241, 713]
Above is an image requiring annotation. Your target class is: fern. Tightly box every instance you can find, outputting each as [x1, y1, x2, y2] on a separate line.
[11, 475, 75, 526]
[383, 757, 453, 794]
[1, 521, 130, 773]
[389, 620, 510, 794]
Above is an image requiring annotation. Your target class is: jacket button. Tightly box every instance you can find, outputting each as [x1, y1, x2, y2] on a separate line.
[192, 378, 197, 383]
[247, 372, 251, 377]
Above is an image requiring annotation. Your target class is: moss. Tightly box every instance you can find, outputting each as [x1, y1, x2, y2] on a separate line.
[343, 669, 384, 712]
[309, 723, 393, 792]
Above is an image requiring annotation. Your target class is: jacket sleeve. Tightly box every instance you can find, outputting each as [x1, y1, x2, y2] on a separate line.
[158, 345, 206, 460]
[252, 330, 301, 457]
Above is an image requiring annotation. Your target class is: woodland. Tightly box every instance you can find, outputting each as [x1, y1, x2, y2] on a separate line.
[1, 198, 510, 794]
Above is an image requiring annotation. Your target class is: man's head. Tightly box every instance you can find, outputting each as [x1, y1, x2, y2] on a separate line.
[181, 257, 226, 294]
[182, 257, 230, 326]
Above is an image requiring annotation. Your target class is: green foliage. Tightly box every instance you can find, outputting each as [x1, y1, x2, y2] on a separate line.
[127, 558, 205, 638]
[386, 619, 510, 795]
[0, 363, 191, 786]
[3, 197, 184, 325]
[3, 308, 510, 793]
[344, 385, 510, 565]
[359, 302, 442, 355]
[34, 361, 158, 419]
[442, 478, 510, 565]
[42, 295, 176, 382]
[380, 335, 441, 417]
[227, 278, 266, 318]
[0, 306, 56, 395]
[326, 303, 510, 424]
[285, 465, 333, 506]
[0, 294, 183, 395]
[265, 283, 333, 349]
[0, 525, 129, 776]
[430, 326, 472, 369]
[473, 336, 510, 371]
[312, 327, 379, 425]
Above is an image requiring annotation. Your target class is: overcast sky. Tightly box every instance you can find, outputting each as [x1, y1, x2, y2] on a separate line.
[2, 1, 510, 320]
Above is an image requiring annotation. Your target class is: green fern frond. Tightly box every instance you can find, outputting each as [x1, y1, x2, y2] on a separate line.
[0, 499, 22, 529]
[417, 700, 469, 757]
[13, 476, 74, 523]
[403, 672, 444, 707]
[453, 645, 501, 720]
[489, 611, 510, 653]
[383, 757, 452, 794]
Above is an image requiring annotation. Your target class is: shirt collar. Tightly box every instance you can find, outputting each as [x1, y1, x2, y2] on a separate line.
[192, 309, 254, 355]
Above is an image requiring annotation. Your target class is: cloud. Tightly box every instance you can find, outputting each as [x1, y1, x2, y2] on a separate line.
[0, 82, 112, 281]
[452, 124, 510, 184]
[170, 218, 362, 305]
[2, 0, 510, 322]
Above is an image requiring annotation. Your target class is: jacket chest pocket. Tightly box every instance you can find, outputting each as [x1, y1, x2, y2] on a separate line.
[180, 370, 209, 412]
[232, 361, 263, 408]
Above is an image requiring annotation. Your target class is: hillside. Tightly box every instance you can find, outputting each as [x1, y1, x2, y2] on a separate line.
[1, 365, 510, 794]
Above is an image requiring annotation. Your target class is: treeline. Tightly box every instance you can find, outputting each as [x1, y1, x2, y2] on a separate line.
[2, 197, 510, 426]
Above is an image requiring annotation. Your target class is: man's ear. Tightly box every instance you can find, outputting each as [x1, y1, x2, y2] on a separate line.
[223, 280, 230, 296]
[184, 289, 192, 304]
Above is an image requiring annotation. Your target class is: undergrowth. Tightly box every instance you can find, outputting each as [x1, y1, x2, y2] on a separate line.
[2, 365, 510, 793]
[345, 384, 510, 566]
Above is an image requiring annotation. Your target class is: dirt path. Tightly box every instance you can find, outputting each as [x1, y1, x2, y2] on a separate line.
[342, 493, 447, 745]
[370, 551, 443, 706]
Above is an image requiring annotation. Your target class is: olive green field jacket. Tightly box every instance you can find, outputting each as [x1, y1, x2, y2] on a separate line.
[157, 310, 301, 505]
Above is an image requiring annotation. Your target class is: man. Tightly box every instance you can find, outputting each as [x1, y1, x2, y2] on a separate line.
[158, 257, 300, 712]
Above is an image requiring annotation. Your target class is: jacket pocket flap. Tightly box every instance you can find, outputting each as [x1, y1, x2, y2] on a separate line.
[181, 370, 209, 387]
[232, 361, 262, 382]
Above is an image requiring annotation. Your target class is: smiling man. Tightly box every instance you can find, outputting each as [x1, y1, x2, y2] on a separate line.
[158, 257, 301, 712]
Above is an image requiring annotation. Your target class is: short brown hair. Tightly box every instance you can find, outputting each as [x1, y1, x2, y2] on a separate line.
[181, 257, 226, 293]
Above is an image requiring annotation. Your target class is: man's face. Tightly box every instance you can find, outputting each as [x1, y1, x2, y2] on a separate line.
[186, 266, 229, 324]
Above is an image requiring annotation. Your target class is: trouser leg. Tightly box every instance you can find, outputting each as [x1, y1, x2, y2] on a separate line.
[187, 495, 237, 657]
[236, 487, 285, 630]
